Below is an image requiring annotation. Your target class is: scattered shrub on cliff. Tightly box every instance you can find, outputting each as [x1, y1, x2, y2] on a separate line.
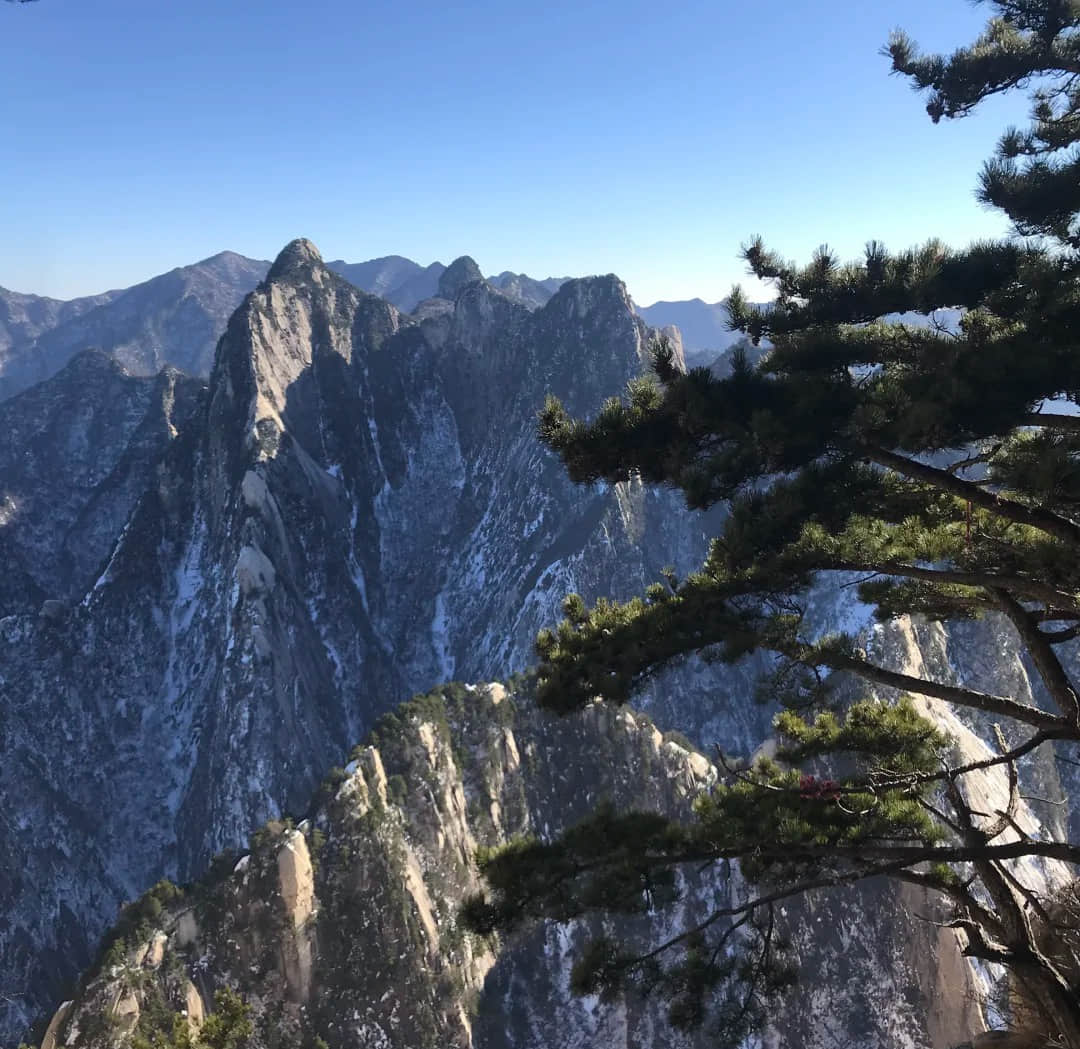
[132, 988, 252, 1049]
[92, 880, 185, 977]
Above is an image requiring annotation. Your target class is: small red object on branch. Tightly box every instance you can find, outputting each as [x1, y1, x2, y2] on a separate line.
[799, 775, 841, 801]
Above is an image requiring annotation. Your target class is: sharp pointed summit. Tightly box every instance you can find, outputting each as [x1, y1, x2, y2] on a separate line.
[437, 255, 485, 299]
[266, 237, 326, 284]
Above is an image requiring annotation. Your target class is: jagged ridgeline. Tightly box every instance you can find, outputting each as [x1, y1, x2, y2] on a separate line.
[0, 239, 758, 1040]
[0, 252, 573, 404]
[29, 681, 975, 1049]
[36, 682, 724, 1049]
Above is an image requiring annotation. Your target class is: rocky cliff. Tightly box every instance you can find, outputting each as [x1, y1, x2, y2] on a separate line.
[0, 239, 750, 1038]
[30, 681, 987, 1049]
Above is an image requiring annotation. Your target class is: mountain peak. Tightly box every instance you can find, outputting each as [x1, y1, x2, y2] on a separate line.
[437, 255, 484, 299]
[267, 238, 325, 283]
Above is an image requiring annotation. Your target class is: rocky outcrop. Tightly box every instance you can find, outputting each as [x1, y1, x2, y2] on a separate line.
[437, 256, 485, 299]
[38, 1002, 72, 1049]
[182, 982, 204, 1029]
[41, 681, 972, 1049]
[275, 830, 315, 1003]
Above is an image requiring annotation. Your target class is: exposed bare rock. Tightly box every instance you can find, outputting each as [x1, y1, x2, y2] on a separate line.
[276, 830, 316, 1003]
[183, 982, 204, 1029]
[108, 992, 139, 1035]
[39, 1001, 72, 1049]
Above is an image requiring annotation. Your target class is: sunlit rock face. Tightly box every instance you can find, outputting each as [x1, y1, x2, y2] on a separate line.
[0, 239, 741, 1038]
[26, 683, 991, 1049]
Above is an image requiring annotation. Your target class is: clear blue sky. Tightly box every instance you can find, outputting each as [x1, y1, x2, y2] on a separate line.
[1, 0, 1029, 305]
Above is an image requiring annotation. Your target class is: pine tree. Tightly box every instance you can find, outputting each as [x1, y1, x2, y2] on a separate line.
[463, 3, 1080, 1044]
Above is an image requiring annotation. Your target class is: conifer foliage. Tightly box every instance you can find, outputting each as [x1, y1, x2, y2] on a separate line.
[464, 3, 1080, 1044]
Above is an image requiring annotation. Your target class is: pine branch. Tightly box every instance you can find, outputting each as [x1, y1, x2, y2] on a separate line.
[990, 587, 1080, 723]
[570, 839, 1080, 880]
[977, 725, 1023, 843]
[836, 559, 1080, 613]
[892, 869, 1006, 940]
[718, 724, 1065, 797]
[868, 725, 1065, 793]
[942, 774, 1041, 972]
[805, 648, 1068, 731]
[864, 445, 1080, 548]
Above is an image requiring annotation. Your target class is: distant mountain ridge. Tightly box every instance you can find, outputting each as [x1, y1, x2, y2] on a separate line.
[633, 296, 743, 366]
[324, 255, 447, 312]
[0, 287, 121, 353]
[0, 252, 270, 401]
[1, 253, 754, 402]
[0, 254, 578, 401]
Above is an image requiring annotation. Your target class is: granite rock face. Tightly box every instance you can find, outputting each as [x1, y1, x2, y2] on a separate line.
[32, 683, 989, 1049]
[0, 239, 741, 1038]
